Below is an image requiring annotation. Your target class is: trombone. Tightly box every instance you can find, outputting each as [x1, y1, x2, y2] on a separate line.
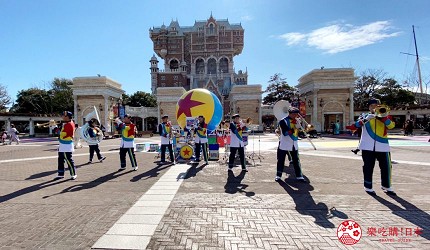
[36, 120, 60, 128]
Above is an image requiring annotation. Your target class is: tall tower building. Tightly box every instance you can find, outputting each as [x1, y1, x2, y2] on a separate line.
[149, 14, 251, 116]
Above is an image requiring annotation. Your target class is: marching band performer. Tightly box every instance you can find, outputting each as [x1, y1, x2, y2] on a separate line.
[87, 120, 106, 164]
[116, 114, 138, 171]
[354, 99, 396, 196]
[275, 107, 306, 182]
[228, 114, 247, 171]
[55, 111, 77, 180]
[194, 115, 208, 164]
[158, 115, 175, 164]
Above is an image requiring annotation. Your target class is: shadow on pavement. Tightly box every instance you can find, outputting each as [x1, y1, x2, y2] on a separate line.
[25, 163, 92, 180]
[0, 179, 70, 203]
[224, 170, 256, 198]
[372, 194, 430, 240]
[277, 170, 340, 228]
[184, 162, 208, 179]
[130, 164, 171, 182]
[43, 170, 134, 198]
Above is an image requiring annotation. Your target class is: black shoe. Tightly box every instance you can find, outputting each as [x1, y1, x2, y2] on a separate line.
[351, 149, 360, 154]
[99, 156, 106, 162]
[366, 190, 377, 196]
[54, 175, 64, 180]
[385, 190, 397, 196]
[118, 167, 126, 171]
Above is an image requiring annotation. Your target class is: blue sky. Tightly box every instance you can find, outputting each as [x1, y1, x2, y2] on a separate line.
[1, 0, 430, 103]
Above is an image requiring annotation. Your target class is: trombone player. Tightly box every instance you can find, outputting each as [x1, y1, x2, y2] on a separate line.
[354, 98, 396, 196]
[275, 107, 306, 182]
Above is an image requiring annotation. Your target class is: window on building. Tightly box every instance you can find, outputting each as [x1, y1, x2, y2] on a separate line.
[219, 58, 229, 73]
[161, 76, 165, 80]
[208, 23, 215, 35]
[173, 75, 178, 80]
[170, 59, 179, 70]
[207, 58, 216, 74]
[196, 59, 205, 74]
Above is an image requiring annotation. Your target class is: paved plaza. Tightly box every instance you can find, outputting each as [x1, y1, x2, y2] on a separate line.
[0, 134, 429, 249]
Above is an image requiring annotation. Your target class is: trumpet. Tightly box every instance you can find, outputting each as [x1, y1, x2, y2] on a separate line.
[375, 104, 390, 118]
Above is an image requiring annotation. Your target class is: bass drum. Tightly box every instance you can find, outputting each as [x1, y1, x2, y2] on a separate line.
[179, 145, 194, 160]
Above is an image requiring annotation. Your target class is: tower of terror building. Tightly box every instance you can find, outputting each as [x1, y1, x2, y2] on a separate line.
[149, 15, 262, 122]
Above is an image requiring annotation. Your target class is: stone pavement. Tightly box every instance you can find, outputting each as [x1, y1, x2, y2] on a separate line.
[0, 134, 429, 249]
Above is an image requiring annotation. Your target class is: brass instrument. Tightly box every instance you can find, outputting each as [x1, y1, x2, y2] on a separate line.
[375, 104, 390, 118]
[80, 106, 104, 145]
[273, 100, 317, 150]
[36, 120, 60, 128]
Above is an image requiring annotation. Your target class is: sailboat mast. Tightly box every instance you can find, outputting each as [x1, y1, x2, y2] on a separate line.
[413, 25, 423, 97]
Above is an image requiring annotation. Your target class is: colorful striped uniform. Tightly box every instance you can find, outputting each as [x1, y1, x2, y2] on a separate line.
[116, 122, 137, 169]
[57, 121, 76, 177]
[355, 113, 395, 152]
[158, 122, 174, 162]
[195, 122, 208, 143]
[228, 121, 247, 170]
[278, 116, 299, 151]
[195, 122, 208, 162]
[277, 116, 303, 178]
[354, 113, 395, 190]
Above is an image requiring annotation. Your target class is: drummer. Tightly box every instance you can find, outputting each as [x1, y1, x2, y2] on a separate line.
[193, 115, 208, 164]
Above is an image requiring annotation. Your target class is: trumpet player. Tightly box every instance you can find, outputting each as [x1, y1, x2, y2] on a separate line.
[87, 120, 106, 164]
[275, 107, 306, 182]
[116, 114, 138, 171]
[158, 115, 175, 164]
[55, 111, 77, 180]
[228, 114, 247, 171]
[193, 115, 208, 164]
[354, 99, 396, 196]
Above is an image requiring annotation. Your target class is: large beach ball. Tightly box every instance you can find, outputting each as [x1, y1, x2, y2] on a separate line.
[176, 88, 223, 131]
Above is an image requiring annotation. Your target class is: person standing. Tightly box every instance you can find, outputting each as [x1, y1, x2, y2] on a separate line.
[355, 99, 396, 196]
[228, 114, 247, 171]
[158, 115, 175, 164]
[87, 120, 106, 164]
[275, 107, 306, 182]
[55, 111, 77, 180]
[116, 114, 138, 171]
[194, 115, 208, 164]
[8, 124, 20, 145]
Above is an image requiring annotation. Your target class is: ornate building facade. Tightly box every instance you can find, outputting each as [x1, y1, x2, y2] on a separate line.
[149, 15, 262, 129]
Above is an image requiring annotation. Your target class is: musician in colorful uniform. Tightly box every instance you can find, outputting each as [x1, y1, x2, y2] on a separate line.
[116, 114, 138, 171]
[354, 99, 396, 196]
[276, 107, 306, 182]
[158, 115, 175, 164]
[228, 114, 247, 171]
[194, 115, 208, 164]
[55, 111, 77, 180]
[87, 120, 106, 164]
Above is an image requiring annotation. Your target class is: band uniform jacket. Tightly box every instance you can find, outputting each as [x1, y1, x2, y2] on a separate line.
[229, 122, 246, 147]
[194, 122, 208, 143]
[58, 121, 75, 152]
[116, 122, 136, 148]
[355, 113, 395, 152]
[159, 122, 172, 145]
[278, 116, 299, 151]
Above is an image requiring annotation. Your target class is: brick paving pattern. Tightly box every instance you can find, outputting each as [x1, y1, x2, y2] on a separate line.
[0, 135, 429, 249]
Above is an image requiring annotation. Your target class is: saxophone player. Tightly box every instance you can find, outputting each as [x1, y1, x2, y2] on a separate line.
[354, 99, 396, 196]
[228, 114, 247, 171]
[193, 115, 208, 164]
[158, 115, 175, 164]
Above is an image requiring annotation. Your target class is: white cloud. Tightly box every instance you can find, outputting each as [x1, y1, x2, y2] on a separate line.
[279, 21, 401, 54]
[241, 15, 253, 21]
